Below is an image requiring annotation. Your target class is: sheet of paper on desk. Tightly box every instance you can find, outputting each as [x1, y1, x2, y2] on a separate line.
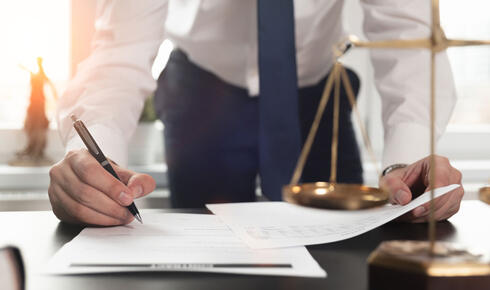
[46, 213, 326, 278]
[207, 184, 460, 249]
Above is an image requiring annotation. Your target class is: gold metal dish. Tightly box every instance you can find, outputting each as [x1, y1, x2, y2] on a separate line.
[284, 59, 388, 211]
[283, 182, 388, 210]
[480, 186, 490, 205]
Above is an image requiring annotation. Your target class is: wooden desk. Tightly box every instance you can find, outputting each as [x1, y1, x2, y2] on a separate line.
[0, 201, 488, 290]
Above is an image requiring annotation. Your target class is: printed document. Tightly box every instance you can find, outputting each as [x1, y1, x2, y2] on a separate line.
[46, 213, 326, 277]
[207, 184, 460, 249]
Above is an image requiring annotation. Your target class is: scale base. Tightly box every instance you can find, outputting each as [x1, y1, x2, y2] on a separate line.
[283, 182, 388, 210]
[368, 240, 490, 290]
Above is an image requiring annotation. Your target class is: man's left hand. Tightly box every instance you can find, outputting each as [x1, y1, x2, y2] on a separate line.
[379, 155, 464, 223]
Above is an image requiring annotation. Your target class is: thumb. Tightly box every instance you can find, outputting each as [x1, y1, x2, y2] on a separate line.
[379, 173, 412, 205]
[112, 165, 156, 199]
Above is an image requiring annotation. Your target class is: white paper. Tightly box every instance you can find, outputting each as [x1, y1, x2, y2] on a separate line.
[207, 184, 460, 249]
[46, 213, 326, 277]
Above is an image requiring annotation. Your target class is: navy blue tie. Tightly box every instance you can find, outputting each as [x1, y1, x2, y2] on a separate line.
[257, 0, 301, 200]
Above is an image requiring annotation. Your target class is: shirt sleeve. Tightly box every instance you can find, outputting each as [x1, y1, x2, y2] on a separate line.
[57, 0, 168, 167]
[360, 0, 457, 168]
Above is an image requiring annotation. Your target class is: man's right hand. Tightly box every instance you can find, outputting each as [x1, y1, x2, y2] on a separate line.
[48, 149, 156, 226]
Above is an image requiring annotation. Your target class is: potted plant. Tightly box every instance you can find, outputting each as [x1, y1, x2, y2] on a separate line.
[128, 95, 161, 165]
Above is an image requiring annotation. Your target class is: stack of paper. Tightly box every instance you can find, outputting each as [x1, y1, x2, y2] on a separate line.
[46, 213, 326, 277]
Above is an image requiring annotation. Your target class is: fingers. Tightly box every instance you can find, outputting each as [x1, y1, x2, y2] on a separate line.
[53, 164, 132, 222]
[48, 149, 148, 226]
[402, 194, 451, 222]
[49, 182, 133, 226]
[113, 165, 156, 199]
[450, 167, 463, 185]
[400, 186, 464, 223]
[66, 150, 135, 206]
[410, 156, 463, 221]
[379, 171, 412, 205]
[425, 156, 461, 189]
[386, 155, 464, 223]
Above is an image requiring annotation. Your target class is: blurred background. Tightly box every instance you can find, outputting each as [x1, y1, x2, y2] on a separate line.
[0, 0, 488, 210]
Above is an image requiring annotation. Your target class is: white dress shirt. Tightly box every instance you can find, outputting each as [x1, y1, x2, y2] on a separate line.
[58, 0, 456, 169]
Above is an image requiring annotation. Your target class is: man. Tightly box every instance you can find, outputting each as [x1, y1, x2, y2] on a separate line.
[48, 0, 463, 226]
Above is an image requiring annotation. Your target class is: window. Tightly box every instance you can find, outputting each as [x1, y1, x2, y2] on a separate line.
[441, 0, 490, 126]
[0, 0, 70, 127]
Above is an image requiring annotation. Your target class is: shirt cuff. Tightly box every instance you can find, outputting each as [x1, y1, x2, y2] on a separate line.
[382, 122, 431, 169]
[65, 124, 128, 168]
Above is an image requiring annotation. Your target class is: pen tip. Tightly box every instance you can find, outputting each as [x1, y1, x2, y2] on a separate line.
[135, 213, 143, 224]
[70, 114, 77, 123]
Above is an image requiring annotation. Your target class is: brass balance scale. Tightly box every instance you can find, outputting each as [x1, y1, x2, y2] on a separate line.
[282, 0, 490, 289]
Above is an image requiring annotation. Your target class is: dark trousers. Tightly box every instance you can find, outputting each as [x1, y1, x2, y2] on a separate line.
[154, 50, 363, 208]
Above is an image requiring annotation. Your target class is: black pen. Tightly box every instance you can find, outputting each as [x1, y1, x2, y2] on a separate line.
[70, 115, 143, 224]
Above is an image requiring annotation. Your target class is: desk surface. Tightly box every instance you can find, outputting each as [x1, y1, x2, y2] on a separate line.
[0, 201, 488, 290]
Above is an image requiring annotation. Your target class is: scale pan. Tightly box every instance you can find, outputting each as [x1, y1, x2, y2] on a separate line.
[480, 187, 490, 205]
[283, 182, 388, 210]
